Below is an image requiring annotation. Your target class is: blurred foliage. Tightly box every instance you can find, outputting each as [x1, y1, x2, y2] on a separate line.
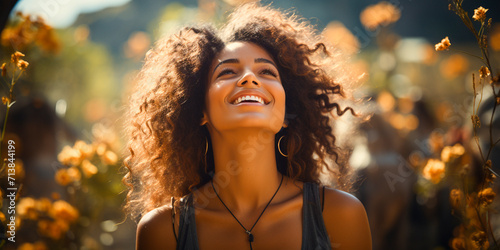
[432, 2, 500, 249]
[0, 11, 127, 250]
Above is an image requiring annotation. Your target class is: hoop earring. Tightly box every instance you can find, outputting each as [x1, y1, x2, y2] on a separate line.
[278, 135, 288, 157]
[205, 138, 209, 155]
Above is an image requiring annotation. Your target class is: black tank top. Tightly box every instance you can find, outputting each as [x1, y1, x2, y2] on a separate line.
[175, 182, 332, 249]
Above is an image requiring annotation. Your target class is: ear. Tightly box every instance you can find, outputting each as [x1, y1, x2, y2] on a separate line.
[200, 112, 208, 126]
[282, 119, 288, 128]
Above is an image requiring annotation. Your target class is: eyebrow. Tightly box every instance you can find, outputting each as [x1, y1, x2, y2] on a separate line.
[212, 58, 278, 75]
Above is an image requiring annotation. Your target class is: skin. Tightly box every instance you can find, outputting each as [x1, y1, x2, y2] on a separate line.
[136, 42, 372, 249]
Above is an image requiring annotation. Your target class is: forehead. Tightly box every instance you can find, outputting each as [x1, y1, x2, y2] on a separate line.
[210, 41, 275, 66]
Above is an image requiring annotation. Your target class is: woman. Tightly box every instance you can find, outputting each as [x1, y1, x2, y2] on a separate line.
[125, 3, 371, 249]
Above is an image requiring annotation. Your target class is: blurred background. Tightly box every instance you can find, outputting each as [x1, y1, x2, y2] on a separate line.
[1, 0, 500, 249]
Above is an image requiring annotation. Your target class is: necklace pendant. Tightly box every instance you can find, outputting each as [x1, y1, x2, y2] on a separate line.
[246, 230, 254, 242]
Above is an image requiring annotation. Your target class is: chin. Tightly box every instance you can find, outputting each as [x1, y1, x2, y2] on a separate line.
[237, 115, 282, 130]
[215, 118, 282, 134]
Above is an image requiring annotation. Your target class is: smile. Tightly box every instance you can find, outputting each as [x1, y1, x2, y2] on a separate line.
[231, 95, 267, 105]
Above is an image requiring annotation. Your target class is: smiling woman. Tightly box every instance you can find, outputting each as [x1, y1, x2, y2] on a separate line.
[124, 3, 371, 250]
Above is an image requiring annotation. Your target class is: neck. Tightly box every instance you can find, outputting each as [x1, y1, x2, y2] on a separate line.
[209, 128, 282, 213]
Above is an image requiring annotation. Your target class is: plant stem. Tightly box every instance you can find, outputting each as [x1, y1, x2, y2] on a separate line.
[0, 101, 11, 157]
[450, 48, 483, 61]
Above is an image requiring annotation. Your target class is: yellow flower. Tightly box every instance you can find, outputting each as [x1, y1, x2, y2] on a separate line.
[485, 160, 492, 169]
[440, 143, 465, 162]
[2, 96, 9, 105]
[33, 241, 48, 250]
[74, 140, 94, 159]
[67, 166, 81, 182]
[360, 2, 401, 30]
[18, 241, 48, 250]
[451, 144, 465, 155]
[35, 198, 53, 214]
[18, 243, 35, 250]
[17, 197, 38, 220]
[95, 142, 107, 156]
[422, 159, 446, 184]
[10, 51, 25, 64]
[486, 171, 496, 183]
[38, 219, 68, 240]
[441, 147, 452, 163]
[58, 145, 82, 166]
[34, 23, 61, 54]
[1, 13, 60, 53]
[435, 36, 451, 51]
[472, 7, 488, 22]
[55, 168, 72, 186]
[479, 66, 490, 79]
[102, 150, 118, 165]
[53, 200, 79, 223]
[483, 160, 496, 183]
[470, 231, 489, 249]
[1, 62, 6, 77]
[449, 188, 463, 209]
[81, 159, 98, 177]
[17, 59, 29, 70]
[478, 187, 495, 207]
[54, 167, 82, 185]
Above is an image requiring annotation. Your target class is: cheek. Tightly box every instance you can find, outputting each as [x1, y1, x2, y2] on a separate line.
[272, 83, 286, 109]
[205, 82, 230, 114]
[270, 83, 287, 126]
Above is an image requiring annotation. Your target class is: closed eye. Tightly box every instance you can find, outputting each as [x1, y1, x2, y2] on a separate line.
[260, 68, 278, 77]
[217, 69, 235, 78]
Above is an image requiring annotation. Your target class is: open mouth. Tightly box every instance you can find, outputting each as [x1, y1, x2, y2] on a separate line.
[231, 95, 268, 105]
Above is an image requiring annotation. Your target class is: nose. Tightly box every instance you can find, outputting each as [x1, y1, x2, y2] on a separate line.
[237, 70, 260, 88]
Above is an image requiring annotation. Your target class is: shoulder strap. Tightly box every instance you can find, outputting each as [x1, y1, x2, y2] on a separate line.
[302, 182, 332, 249]
[171, 197, 178, 243]
[322, 185, 325, 212]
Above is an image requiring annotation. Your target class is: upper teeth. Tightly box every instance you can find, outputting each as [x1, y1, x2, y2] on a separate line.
[233, 95, 265, 105]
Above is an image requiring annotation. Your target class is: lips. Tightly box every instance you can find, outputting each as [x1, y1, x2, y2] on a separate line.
[229, 92, 270, 105]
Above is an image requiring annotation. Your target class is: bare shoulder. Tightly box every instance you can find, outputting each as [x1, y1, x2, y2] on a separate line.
[136, 205, 177, 250]
[321, 187, 372, 250]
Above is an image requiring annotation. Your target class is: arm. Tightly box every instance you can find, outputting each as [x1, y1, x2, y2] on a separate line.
[321, 187, 372, 250]
[136, 206, 178, 250]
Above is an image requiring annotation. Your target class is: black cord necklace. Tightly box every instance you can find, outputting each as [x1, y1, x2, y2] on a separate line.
[211, 174, 284, 250]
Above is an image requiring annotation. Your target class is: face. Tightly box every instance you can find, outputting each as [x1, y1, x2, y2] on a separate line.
[201, 41, 286, 135]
